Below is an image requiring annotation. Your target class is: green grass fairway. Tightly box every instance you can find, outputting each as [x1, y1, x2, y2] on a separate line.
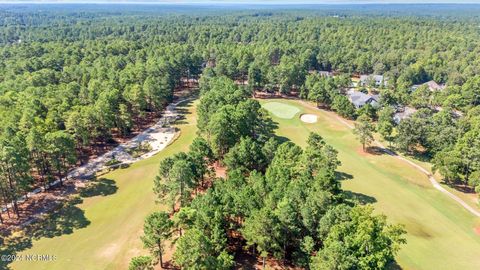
[262, 101, 300, 119]
[260, 99, 480, 270]
[11, 100, 198, 270]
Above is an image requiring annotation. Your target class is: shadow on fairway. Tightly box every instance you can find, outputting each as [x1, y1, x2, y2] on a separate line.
[387, 260, 404, 270]
[31, 196, 90, 239]
[80, 178, 118, 198]
[172, 99, 195, 125]
[0, 197, 89, 270]
[366, 146, 390, 156]
[343, 190, 377, 205]
[0, 178, 119, 270]
[336, 171, 354, 181]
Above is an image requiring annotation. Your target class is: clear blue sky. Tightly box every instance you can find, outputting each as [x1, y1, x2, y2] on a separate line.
[1, 0, 480, 4]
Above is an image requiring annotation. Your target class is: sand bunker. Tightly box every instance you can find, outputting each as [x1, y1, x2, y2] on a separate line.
[300, 114, 318, 123]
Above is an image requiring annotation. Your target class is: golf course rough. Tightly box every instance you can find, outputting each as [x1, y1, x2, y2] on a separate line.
[262, 101, 300, 119]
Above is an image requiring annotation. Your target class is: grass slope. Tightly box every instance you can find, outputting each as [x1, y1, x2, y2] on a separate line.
[12, 100, 198, 270]
[261, 99, 480, 270]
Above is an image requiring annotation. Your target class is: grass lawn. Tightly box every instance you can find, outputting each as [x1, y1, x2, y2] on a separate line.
[261, 99, 480, 270]
[262, 101, 300, 119]
[11, 100, 198, 270]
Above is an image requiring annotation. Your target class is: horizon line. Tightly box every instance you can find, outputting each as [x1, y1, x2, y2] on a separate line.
[1, 1, 480, 5]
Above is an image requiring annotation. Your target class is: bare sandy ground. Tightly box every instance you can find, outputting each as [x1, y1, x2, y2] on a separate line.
[300, 113, 318, 123]
[2, 98, 193, 214]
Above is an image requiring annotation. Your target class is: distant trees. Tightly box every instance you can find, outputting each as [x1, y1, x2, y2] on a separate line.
[395, 109, 432, 153]
[11, 7, 480, 266]
[5, 8, 480, 216]
[433, 125, 480, 190]
[0, 33, 202, 219]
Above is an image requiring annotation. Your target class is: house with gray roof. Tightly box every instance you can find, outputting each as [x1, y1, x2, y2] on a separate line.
[411, 80, 445, 92]
[393, 107, 417, 124]
[346, 89, 380, 108]
[359, 75, 387, 87]
[318, 71, 334, 77]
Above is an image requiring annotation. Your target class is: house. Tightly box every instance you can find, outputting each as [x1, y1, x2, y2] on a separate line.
[393, 107, 417, 124]
[411, 80, 446, 92]
[318, 71, 334, 77]
[347, 89, 380, 108]
[359, 75, 387, 87]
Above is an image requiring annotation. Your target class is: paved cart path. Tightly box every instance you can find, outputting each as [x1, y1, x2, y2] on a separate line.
[298, 100, 480, 218]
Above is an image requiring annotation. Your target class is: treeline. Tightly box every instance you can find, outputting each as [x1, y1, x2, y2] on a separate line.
[133, 77, 405, 269]
[0, 36, 202, 220]
[2, 6, 480, 221]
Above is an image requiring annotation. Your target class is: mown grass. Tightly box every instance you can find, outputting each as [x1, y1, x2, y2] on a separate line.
[11, 98, 480, 270]
[261, 99, 480, 270]
[11, 100, 198, 270]
[262, 101, 300, 119]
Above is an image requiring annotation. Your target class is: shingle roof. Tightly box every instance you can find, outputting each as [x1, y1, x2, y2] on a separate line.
[393, 107, 417, 124]
[359, 75, 386, 86]
[411, 80, 445, 91]
[347, 90, 380, 108]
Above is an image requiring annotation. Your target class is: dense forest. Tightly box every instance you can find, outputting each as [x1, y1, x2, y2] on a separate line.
[1, 4, 480, 268]
[136, 76, 406, 269]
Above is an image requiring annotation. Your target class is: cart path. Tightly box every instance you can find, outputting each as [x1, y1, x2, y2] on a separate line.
[298, 99, 480, 218]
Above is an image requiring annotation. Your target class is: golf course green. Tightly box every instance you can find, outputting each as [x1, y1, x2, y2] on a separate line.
[10, 98, 480, 270]
[261, 99, 480, 270]
[11, 100, 198, 270]
[262, 101, 300, 119]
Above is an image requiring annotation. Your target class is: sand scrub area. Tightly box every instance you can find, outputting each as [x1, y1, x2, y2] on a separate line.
[1, 97, 193, 222]
[300, 113, 318, 123]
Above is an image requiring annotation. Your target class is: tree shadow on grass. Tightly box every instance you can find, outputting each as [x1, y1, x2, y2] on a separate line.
[79, 178, 118, 198]
[29, 196, 90, 239]
[387, 259, 404, 270]
[366, 146, 389, 156]
[343, 190, 377, 205]
[336, 171, 354, 181]
[274, 135, 290, 144]
[0, 178, 118, 270]
[172, 100, 194, 125]
[0, 197, 89, 270]
[0, 234, 32, 270]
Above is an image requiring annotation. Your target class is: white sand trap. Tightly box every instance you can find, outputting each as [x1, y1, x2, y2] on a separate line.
[300, 114, 318, 123]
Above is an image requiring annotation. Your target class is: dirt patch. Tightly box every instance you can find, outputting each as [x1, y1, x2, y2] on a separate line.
[213, 163, 227, 178]
[300, 113, 318, 123]
[0, 183, 76, 232]
[98, 243, 121, 259]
